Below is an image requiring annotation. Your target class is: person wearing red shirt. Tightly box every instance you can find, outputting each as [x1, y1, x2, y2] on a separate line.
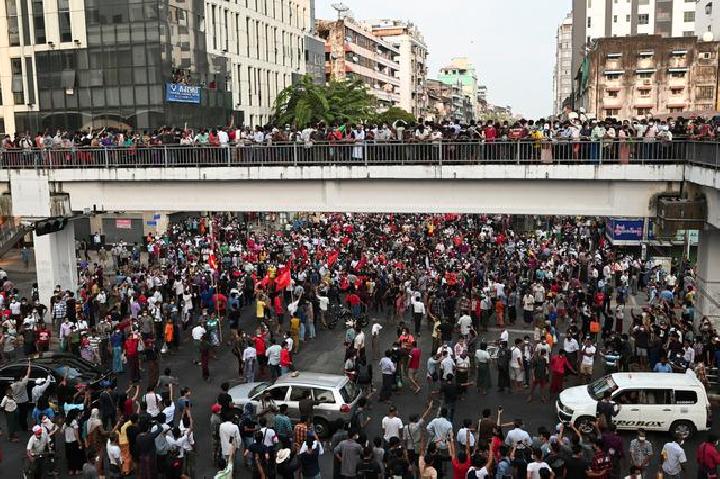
[272, 295, 283, 322]
[345, 292, 361, 318]
[550, 350, 575, 394]
[254, 331, 267, 377]
[280, 341, 292, 375]
[408, 342, 422, 393]
[124, 333, 141, 383]
[697, 435, 720, 477]
[450, 429, 472, 479]
[35, 324, 51, 352]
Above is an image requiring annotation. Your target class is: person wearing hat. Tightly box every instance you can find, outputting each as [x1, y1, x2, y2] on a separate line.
[26, 424, 49, 477]
[274, 443, 296, 479]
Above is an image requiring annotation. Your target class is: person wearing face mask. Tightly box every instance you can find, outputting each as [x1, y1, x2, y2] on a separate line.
[351, 124, 365, 160]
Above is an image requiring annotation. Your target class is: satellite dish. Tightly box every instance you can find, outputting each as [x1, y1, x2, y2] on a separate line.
[331, 2, 350, 19]
[703, 31, 715, 42]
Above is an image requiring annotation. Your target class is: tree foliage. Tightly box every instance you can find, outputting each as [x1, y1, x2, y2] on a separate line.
[370, 107, 416, 126]
[272, 75, 376, 128]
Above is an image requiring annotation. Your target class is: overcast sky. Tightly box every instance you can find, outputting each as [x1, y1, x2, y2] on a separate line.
[316, 0, 572, 118]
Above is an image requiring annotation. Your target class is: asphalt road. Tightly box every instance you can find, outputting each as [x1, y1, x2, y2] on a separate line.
[0, 250, 714, 478]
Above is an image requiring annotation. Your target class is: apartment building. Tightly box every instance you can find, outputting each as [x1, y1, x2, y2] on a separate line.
[437, 57, 479, 121]
[695, 0, 720, 39]
[575, 35, 720, 119]
[554, 13, 574, 115]
[0, 0, 313, 134]
[571, 0, 697, 77]
[317, 17, 401, 109]
[370, 20, 428, 119]
[204, 0, 313, 127]
[426, 78, 472, 124]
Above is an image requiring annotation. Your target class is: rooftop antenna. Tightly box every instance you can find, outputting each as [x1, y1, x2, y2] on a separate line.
[331, 2, 350, 20]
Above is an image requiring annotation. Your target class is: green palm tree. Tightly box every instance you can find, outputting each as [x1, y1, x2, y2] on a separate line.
[272, 75, 376, 128]
[272, 75, 329, 128]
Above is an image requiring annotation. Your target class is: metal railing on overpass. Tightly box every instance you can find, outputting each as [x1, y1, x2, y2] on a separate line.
[0, 139, 717, 169]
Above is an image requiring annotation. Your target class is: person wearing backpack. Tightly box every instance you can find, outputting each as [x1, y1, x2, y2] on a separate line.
[495, 445, 513, 479]
[496, 341, 511, 392]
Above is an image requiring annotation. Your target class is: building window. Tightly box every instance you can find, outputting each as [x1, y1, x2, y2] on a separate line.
[626, 14, 630, 21]
[669, 107, 684, 113]
[697, 85, 715, 99]
[671, 87, 684, 95]
[707, 2, 713, 15]
[31, 0, 45, 44]
[636, 107, 652, 115]
[638, 87, 651, 97]
[605, 109, 619, 116]
[607, 90, 619, 97]
[246, 17, 250, 56]
[224, 8, 229, 52]
[638, 14, 649, 25]
[682, 31, 694, 37]
[684, 11, 695, 22]
[5, 0, 20, 46]
[211, 5, 217, 50]
[57, 0, 71, 42]
[19, 0, 30, 45]
[248, 66, 253, 106]
[671, 71, 687, 78]
[10, 58, 24, 104]
[587, 16, 591, 28]
[24, 57, 34, 104]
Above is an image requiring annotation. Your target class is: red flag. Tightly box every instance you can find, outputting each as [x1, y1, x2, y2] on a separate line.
[260, 274, 270, 288]
[275, 270, 291, 292]
[208, 254, 218, 271]
[327, 250, 339, 266]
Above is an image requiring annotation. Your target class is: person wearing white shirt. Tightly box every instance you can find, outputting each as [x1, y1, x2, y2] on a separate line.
[243, 345, 257, 383]
[456, 421, 476, 448]
[381, 407, 403, 442]
[499, 327, 509, 344]
[218, 129, 229, 146]
[504, 421, 532, 447]
[412, 295, 426, 335]
[317, 293, 329, 327]
[218, 419, 241, 461]
[440, 351, 455, 379]
[457, 313, 473, 337]
[266, 340, 282, 379]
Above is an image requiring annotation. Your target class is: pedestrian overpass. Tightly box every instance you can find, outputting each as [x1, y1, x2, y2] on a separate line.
[0, 140, 717, 322]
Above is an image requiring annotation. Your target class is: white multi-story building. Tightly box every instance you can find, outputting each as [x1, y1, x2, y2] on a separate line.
[696, 0, 720, 39]
[204, 0, 313, 127]
[370, 20, 428, 118]
[554, 13, 573, 115]
[572, 0, 697, 77]
[0, 0, 312, 134]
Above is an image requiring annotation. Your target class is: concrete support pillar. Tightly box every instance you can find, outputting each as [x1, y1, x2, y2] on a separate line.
[9, 170, 76, 306]
[696, 227, 720, 325]
[34, 222, 77, 307]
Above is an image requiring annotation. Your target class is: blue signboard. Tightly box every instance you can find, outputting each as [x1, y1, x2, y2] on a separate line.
[606, 218, 644, 245]
[146, 220, 157, 227]
[153, 213, 161, 220]
[165, 83, 200, 104]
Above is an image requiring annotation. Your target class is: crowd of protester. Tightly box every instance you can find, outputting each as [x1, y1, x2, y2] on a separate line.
[0, 212, 718, 478]
[1, 114, 719, 152]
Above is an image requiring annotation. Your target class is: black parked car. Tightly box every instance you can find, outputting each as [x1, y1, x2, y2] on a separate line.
[0, 352, 115, 398]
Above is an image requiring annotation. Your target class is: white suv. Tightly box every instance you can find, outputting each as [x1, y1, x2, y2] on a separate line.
[556, 371, 711, 438]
